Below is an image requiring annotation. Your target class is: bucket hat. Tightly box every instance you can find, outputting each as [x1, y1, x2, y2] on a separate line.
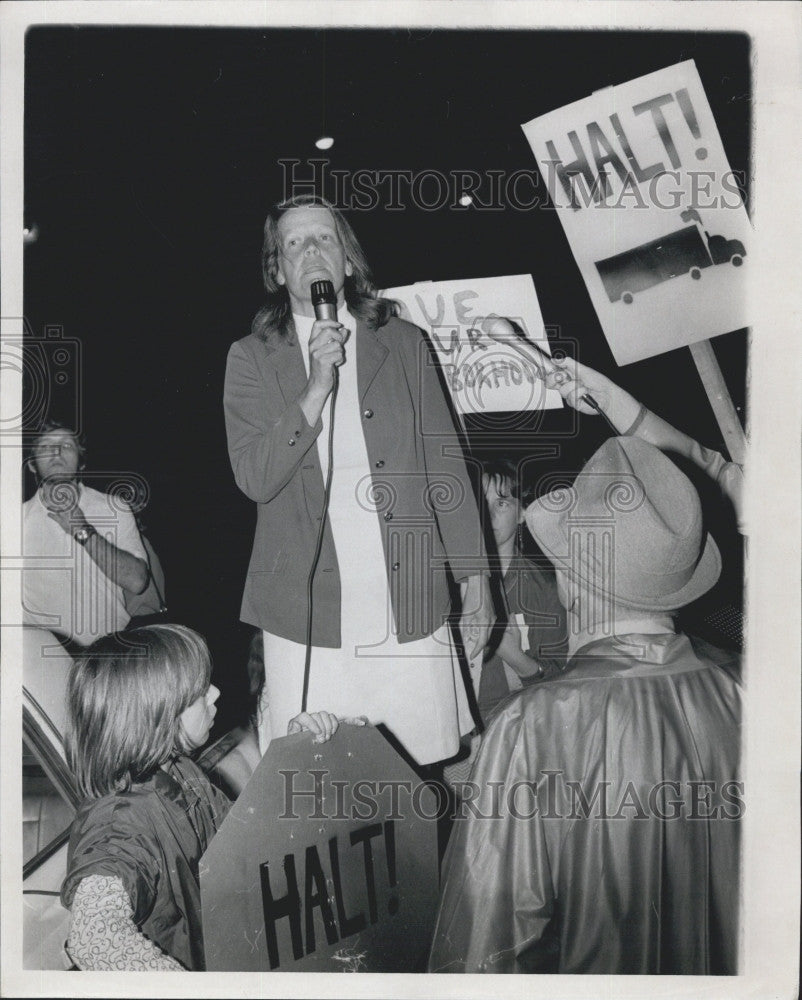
[525, 436, 721, 612]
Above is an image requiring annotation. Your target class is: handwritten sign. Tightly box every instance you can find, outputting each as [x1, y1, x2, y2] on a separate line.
[200, 725, 440, 972]
[522, 60, 751, 365]
[384, 274, 563, 415]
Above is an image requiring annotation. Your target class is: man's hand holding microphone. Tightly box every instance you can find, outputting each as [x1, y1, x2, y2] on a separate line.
[299, 280, 349, 427]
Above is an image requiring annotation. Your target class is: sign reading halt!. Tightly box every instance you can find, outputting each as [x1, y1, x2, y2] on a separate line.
[200, 724, 440, 972]
[521, 60, 751, 366]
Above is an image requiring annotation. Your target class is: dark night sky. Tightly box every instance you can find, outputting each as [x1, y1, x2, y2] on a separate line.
[23, 27, 750, 729]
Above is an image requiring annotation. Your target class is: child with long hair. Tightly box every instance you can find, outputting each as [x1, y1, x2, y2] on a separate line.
[60, 624, 339, 971]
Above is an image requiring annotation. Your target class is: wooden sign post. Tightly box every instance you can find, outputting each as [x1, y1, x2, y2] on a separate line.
[689, 340, 746, 464]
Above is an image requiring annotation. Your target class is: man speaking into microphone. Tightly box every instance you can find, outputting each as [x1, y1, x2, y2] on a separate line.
[224, 195, 492, 766]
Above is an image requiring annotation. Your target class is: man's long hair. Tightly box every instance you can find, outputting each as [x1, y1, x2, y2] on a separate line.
[251, 194, 398, 340]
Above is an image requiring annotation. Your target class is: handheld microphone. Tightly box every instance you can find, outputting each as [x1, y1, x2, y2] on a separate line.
[481, 316, 617, 432]
[311, 279, 338, 321]
[311, 278, 344, 382]
[481, 316, 553, 378]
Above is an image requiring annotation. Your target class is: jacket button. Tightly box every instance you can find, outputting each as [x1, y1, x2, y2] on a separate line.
[383, 512, 393, 521]
[288, 437, 296, 446]
[375, 460, 384, 468]
[363, 408, 373, 419]
[392, 562, 400, 571]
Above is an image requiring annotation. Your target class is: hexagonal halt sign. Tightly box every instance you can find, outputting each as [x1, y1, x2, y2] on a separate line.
[200, 723, 441, 972]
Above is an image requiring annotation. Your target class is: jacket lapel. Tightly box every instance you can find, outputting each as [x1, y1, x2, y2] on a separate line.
[356, 319, 390, 404]
[260, 320, 309, 406]
[258, 316, 391, 406]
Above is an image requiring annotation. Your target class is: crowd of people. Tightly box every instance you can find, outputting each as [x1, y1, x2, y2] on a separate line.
[22, 196, 744, 974]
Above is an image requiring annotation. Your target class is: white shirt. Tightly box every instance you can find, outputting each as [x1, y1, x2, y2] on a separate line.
[22, 483, 147, 645]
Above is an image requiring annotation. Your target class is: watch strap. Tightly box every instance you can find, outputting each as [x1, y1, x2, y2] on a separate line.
[74, 525, 97, 545]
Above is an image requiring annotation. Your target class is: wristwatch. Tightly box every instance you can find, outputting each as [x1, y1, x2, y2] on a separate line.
[73, 525, 97, 546]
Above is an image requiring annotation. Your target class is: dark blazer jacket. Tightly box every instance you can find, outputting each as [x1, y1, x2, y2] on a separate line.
[224, 313, 488, 646]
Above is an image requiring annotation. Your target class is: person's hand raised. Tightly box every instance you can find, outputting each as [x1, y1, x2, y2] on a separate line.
[546, 356, 614, 415]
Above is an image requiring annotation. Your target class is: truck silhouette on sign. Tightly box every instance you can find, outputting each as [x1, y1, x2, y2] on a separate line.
[595, 224, 746, 304]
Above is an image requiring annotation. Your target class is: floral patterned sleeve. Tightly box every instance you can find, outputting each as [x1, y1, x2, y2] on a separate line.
[67, 873, 184, 971]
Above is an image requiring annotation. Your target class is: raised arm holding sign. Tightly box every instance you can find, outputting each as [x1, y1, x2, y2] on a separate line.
[545, 354, 745, 527]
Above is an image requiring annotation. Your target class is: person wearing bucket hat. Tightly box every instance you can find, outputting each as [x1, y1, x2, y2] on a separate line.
[429, 437, 742, 975]
[543, 353, 745, 530]
[528, 435, 722, 622]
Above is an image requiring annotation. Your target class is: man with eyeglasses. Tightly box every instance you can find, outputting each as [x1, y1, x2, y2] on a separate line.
[22, 421, 149, 648]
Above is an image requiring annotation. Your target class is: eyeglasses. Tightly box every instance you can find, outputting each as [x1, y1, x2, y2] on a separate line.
[35, 439, 78, 457]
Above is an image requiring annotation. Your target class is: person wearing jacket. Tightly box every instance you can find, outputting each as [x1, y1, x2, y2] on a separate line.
[224, 195, 493, 765]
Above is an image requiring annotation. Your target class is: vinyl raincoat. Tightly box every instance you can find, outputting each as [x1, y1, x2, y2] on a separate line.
[429, 632, 742, 974]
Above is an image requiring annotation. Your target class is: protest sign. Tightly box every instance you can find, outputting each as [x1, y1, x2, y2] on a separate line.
[384, 274, 563, 416]
[200, 724, 440, 972]
[522, 60, 751, 368]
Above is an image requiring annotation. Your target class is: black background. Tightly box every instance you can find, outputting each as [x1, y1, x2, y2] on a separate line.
[23, 27, 750, 732]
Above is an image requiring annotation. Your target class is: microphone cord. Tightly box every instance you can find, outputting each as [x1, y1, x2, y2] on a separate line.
[301, 370, 338, 714]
